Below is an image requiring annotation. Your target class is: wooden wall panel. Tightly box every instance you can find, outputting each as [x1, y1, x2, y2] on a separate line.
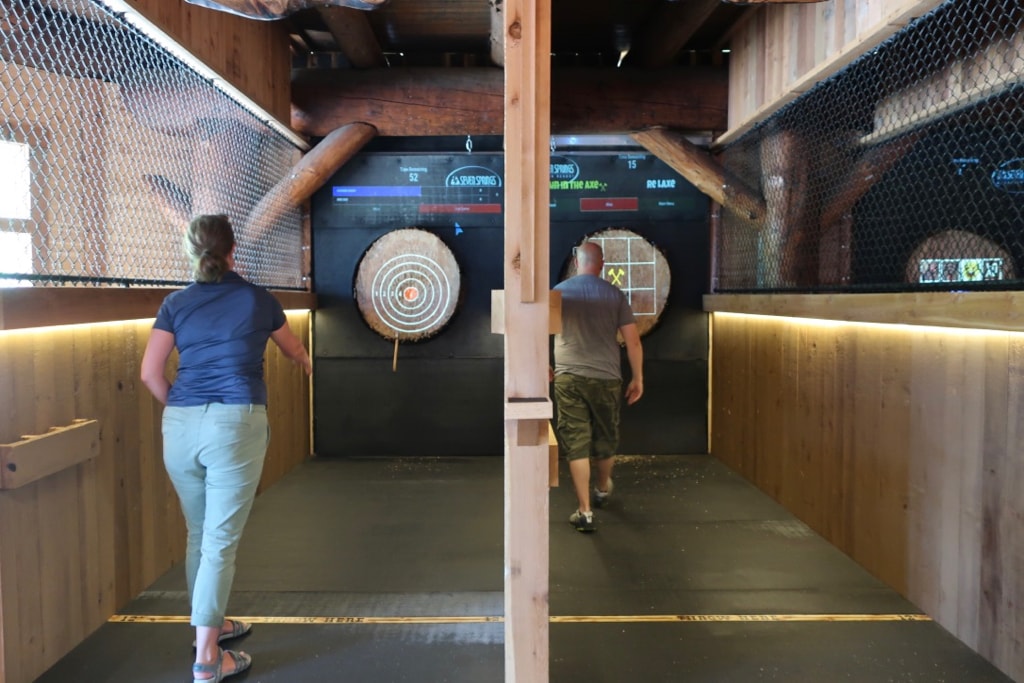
[0, 311, 310, 683]
[723, 0, 947, 141]
[710, 313, 1023, 682]
[125, 0, 292, 123]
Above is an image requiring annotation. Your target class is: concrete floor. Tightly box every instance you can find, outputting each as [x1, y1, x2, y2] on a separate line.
[35, 455, 1016, 682]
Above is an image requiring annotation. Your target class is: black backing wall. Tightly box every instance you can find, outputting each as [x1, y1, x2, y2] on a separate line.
[311, 137, 709, 457]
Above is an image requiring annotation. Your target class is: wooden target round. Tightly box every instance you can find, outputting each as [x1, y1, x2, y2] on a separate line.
[355, 228, 461, 341]
[561, 228, 670, 337]
[904, 229, 1015, 284]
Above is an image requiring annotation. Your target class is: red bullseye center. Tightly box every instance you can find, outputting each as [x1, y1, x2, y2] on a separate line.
[403, 286, 420, 302]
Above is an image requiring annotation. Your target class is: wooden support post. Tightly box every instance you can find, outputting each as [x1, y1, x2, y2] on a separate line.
[490, 290, 562, 335]
[759, 129, 807, 288]
[817, 133, 920, 286]
[503, 0, 552, 680]
[493, 290, 562, 490]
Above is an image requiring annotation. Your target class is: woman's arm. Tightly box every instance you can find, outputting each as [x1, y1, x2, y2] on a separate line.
[140, 328, 176, 405]
[271, 322, 313, 375]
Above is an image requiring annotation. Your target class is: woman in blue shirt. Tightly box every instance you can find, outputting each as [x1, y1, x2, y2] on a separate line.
[141, 214, 311, 682]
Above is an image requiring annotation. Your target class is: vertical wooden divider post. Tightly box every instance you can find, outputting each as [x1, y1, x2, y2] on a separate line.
[502, 0, 552, 681]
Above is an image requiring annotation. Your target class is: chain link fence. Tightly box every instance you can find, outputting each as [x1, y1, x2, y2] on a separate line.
[0, 0, 308, 289]
[715, 0, 1024, 294]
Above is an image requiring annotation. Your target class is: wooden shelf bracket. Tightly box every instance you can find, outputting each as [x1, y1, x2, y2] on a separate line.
[0, 419, 100, 490]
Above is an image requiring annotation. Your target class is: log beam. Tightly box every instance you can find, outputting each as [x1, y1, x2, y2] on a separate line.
[143, 175, 192, 227]
[632, 127, 766, 224]
[817, 133, 920, 286]
[820, 134, 921, 229]
[291, 66, 727, 136]
[183, 0, 388, 20]
[246, 122, 378, 244]
[317, 7, 388, 68]
[637, 0, 719, 68]
[760, 130, 810, 287]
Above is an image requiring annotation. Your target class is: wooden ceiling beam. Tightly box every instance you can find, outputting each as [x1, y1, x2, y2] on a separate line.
[317, 7, 388, 68]
[632, 126, 766, 224]
[247, 122, 377, 244]
[291, 66, 727, 136]
[637, 0, 720, 69]
[183, 0, 388, 20]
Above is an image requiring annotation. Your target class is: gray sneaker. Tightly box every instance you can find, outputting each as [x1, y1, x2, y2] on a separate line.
[593, 478, 614, 508]
[569, 509, 595, 533]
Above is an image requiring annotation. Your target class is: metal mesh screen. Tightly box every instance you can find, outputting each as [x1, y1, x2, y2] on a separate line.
[715, 0, 1024, 293]
[0, 0, 307, 289]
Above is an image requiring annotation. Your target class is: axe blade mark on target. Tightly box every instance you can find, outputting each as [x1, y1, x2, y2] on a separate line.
[355, 228, 462, 342]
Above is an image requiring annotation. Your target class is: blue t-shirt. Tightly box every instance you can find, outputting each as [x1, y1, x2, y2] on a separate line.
[153, 272, 287, 406]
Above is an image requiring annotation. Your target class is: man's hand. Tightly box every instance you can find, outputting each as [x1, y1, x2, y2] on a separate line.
[624, 378, 643, 405]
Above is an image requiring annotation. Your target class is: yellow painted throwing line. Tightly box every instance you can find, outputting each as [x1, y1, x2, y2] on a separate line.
[110, 613, 931, 626]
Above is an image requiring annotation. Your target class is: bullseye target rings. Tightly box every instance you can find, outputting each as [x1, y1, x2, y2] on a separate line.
[355, 228, 461, 341]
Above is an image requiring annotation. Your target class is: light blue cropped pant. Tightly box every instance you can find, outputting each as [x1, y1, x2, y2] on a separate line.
[162, 403, 269, 628]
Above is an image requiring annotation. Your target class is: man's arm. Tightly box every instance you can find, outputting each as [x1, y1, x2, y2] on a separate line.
[620, 323, 643, 405]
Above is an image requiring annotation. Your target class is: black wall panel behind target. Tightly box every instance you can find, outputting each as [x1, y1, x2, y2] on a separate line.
[312, 141, 709, 457]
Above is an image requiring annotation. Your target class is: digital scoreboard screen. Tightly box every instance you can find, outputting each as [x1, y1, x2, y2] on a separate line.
[320, 154, 505, 228]
[317, 151, 705, 228]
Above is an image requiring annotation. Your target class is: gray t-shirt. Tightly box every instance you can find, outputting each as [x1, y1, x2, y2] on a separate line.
[553, 273, 635, 380]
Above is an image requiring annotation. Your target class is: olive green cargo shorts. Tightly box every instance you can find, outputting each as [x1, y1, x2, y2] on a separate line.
[553, 373, 622, 462]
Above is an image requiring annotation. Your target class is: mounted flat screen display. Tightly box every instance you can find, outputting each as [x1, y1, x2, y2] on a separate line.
[314, 151, 706, 229]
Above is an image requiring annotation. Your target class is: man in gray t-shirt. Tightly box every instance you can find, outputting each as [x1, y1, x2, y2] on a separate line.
[552, 241, 644, 532]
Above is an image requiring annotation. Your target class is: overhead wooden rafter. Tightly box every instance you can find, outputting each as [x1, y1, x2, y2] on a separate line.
[183, 0, 388, 20]
[632, 127, 766, 225]
[316, 6, 388, 68]
[291, 66, 727, 136]
[637, 0, 719, 68]
[246, 122, 378, 244]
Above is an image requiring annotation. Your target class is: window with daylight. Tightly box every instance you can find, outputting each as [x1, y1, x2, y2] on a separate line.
[0, 139, 34, 286]
[0, 140, 31, 220]
[0, 231, 32, 286]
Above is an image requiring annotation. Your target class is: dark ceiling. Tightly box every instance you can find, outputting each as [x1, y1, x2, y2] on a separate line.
[285, 0, 747, 71]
